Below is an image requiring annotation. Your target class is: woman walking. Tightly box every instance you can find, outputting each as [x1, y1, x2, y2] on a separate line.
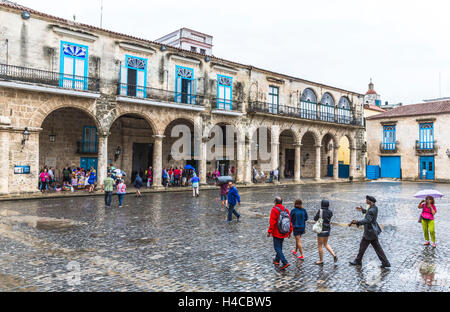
[418, 196, 437, 247]
[116, 179, 127, 208]
[290, 199, 308, 260]
[39, 168, 49, 193]
[313, 199, 337, 265]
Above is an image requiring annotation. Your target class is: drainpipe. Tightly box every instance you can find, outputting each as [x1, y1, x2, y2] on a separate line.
[5, 39, 8, 65]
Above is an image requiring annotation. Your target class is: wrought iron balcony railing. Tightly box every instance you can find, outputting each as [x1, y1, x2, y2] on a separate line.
[0, 63, 100, 92]
[117, 83, 206, 106]
[210, 98, 243, 112]
[380, 141, 399, 153]
[415, 140, 437, 152]
[247, 101, 360, 126]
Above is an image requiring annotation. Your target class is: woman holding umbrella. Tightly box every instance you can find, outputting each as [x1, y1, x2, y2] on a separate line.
[418, 196, 437, 247]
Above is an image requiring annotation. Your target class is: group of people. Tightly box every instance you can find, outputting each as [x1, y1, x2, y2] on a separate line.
[161, 167, 197, 189]
[252, 167, 280, 183]
[39, 165, 97, 193]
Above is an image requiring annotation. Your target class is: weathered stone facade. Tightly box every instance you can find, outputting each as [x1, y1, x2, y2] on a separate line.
[0, 2, 365, 195]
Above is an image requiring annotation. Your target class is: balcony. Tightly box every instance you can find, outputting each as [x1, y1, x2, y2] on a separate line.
[380, 142, 399, 153]
[247, 101, 361, 126]
[0, 63, 100, 93]
[415, 140, 437, 154]
[210, 98, 243, 116]
[116, 83, 206, 111]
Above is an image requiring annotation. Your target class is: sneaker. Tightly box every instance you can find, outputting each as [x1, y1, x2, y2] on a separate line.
[280, 263, 290, 270]
[291, 250, 298, 256]
[424, 241, 430, 246]
[380, 263, 391, 268]
[273, 259, 280, 265]
[298, 255, 304, 260]
[432, 243, 436, 248]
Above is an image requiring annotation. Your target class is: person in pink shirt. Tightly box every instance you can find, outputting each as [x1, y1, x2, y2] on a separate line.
[418, 196, 437, 247]
[39, 169, 49, 193]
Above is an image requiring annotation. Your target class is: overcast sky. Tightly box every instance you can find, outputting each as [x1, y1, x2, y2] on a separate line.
[14, 0, 450, 104]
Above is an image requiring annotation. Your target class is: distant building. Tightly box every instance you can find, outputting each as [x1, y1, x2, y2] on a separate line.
[364, 79, 381, 106]
[366, 100, 450, 182]
[155, 28, 213, 55]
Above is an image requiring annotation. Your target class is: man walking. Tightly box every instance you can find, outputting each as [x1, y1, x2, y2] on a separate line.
[349, 195, 391, 268]
[227, 181, 241, 223]
[268, 197, 293, 270]
[102, 172, 115, 208]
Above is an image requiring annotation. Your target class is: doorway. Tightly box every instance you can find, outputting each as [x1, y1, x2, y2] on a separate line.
[132, 143, 153, 182]
[420, 156, 435, 180]
[127, 68, 137, 96]
[284, 149, 295, 178]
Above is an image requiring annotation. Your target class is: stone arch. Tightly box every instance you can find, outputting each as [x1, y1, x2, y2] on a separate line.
[320, 92, 336, 106]
[279, 125, 301, 144]
[109, 110, 159, 136]
[279, 127, 299, 179]
[33, 102, 100, 130]
[320, 132, 339, 178]
[300, 128, 320, 146]
[301, 88, 318, 103]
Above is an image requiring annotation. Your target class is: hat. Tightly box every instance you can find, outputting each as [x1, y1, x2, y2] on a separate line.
[366, 195, 376, 203]
[321, 199, 329, 208]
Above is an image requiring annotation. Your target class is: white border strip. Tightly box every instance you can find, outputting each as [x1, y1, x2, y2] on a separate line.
[52, 26, 97, 42]
[116, 96, 205, 111]
[211, 109, 242, 116]
[0, 80, 101, 99]
[212, 65, 238, 75]
[119, 43, 154, 55]
[170, 55, 201, 65]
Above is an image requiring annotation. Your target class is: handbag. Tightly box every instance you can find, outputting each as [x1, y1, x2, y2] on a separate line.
[313, 209, 323, 234]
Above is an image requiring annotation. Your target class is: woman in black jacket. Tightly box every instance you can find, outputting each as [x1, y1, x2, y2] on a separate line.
[314, 199, 338, 265]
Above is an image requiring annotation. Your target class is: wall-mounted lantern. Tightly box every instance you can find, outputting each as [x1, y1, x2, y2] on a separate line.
[49, 134, 56, 142]
[114, 146, 121, 161]
[21, 127, 30, 151]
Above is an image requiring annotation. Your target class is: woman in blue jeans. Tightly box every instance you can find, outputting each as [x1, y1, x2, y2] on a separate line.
[116, 179, 127, 208]
[226, 182, 241, 222]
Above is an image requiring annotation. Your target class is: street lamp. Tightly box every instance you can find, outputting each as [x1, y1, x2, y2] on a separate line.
[21, 127, 30, 151]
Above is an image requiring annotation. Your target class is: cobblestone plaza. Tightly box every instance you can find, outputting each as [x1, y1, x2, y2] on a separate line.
[0, 181, 449, 292]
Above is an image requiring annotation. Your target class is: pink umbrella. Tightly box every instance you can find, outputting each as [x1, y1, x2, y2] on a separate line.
[414, 189, 444, 199]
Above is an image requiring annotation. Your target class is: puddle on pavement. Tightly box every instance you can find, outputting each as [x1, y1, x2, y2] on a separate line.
[128, 237, 159, 245]
[0, 273, 37, 292]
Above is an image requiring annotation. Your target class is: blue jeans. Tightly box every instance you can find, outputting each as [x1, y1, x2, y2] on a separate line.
[104, 191, 112, 206]
[117, 194, 124, 206]
[227, 204, 240, 222]
[273, 237, 287, 265]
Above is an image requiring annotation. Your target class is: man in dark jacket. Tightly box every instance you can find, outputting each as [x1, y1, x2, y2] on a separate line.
[349, 195, 391, 268]
[268, 197, 293, 270]
[227, 182, 241, 223]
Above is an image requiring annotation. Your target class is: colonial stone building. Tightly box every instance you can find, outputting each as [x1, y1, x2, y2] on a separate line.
[0, 1, 365, 195]
[366, 100, 450, 182]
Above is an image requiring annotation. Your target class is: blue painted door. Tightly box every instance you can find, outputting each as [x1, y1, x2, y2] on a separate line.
[338, 164, 350, 178]
[366, 165, 380, 180]
[420, 156, 435, 180]
[380, 156, 401, 178]
[80, 157, 98, 172]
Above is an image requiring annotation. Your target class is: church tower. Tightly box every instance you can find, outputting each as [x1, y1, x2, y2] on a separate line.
[364, 79, 381, 106]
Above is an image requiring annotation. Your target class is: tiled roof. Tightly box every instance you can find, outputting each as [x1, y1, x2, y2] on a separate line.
[0, 1, 363, 96]
[364, 104, 386, 113]
[366, 100, 450, 120]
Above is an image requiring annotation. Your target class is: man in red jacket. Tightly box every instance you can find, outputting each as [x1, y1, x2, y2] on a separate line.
[267, 197, 293, 270]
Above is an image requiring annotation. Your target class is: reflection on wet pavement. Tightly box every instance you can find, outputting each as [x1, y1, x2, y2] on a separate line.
[0, 181, 449, 291]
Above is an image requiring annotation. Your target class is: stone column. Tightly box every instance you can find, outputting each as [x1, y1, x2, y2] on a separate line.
[236, 132, 245, 183]
[333, 145, 339, 180]
[350, 147, 357, 178]
[244, 139, 253, 184]
[152, 134, 164, 189]
[198, 137, 207, 185]
[294, 143, 301, 182]
[280, 145, 285, 179]
[0, 117, 11, 195]
[271, 138, 279, 172]
[97, 132, 109, 186]
[314, 145, 321, 180]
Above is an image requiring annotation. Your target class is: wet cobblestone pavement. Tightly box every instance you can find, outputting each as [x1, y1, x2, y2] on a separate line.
[1, 181, 450, 292]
